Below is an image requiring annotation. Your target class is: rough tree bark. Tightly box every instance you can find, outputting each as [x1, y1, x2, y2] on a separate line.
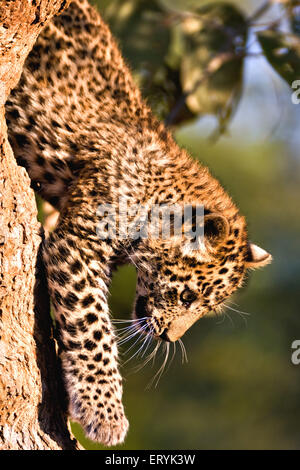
[0, 0, 80, 450]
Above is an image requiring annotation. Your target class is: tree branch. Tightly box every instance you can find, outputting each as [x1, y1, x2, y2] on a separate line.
[0, 0, 81, 450]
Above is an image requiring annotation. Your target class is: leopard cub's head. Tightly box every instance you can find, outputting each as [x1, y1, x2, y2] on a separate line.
[131, 209, 271, 342]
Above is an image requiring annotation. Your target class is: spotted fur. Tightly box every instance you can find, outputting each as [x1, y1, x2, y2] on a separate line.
[5, 0, 271, 446]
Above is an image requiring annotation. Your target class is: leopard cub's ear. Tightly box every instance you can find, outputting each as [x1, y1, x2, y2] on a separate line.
[245, 243, 272, 268]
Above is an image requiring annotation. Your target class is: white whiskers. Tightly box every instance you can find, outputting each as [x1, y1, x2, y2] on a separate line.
[146, 342, 170, 389]
[215, 301, 251, 327]
[178, 338, 188, 364]
[132, 340, 161, 373]
[114, 316, 188, 389]
[224, 302, 251, 326]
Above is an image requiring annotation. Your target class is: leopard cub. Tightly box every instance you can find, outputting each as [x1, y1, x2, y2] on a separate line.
[6, 0, 271, 446]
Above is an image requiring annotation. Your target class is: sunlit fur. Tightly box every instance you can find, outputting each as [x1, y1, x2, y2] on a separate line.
[131, 218, 248, 343]
[5, 0, 271, 446]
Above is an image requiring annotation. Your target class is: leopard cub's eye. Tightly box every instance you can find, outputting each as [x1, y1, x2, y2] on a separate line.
[180, 288, 197, 306]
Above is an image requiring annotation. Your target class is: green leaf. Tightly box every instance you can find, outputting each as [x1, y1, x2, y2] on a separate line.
[257, 29, 300, 84]
[180, 2, 248, 126]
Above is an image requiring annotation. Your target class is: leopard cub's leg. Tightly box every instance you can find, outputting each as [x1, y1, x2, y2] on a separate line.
[44, 228, 128, 446]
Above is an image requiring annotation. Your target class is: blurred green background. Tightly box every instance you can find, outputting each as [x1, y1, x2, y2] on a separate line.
[69, 0, 300, 449]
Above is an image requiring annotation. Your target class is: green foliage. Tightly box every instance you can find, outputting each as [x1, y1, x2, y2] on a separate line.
[180, 3, 248, 132]
[257, 30, 300, 84]
[104, 0, 170, 70]
[94, 0, 300, 134]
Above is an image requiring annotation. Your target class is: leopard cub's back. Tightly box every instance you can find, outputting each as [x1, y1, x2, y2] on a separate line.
[5, 0, 148, 209]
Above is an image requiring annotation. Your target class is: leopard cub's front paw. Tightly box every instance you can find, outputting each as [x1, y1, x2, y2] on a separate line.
[70, 395, 129, 446]
[83, 412, 129, 446]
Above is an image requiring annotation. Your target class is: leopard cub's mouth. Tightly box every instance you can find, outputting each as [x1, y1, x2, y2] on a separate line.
[133, 295, 171, 341]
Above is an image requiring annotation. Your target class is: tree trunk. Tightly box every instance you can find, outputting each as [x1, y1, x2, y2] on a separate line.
[0, 0, 80, 450]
